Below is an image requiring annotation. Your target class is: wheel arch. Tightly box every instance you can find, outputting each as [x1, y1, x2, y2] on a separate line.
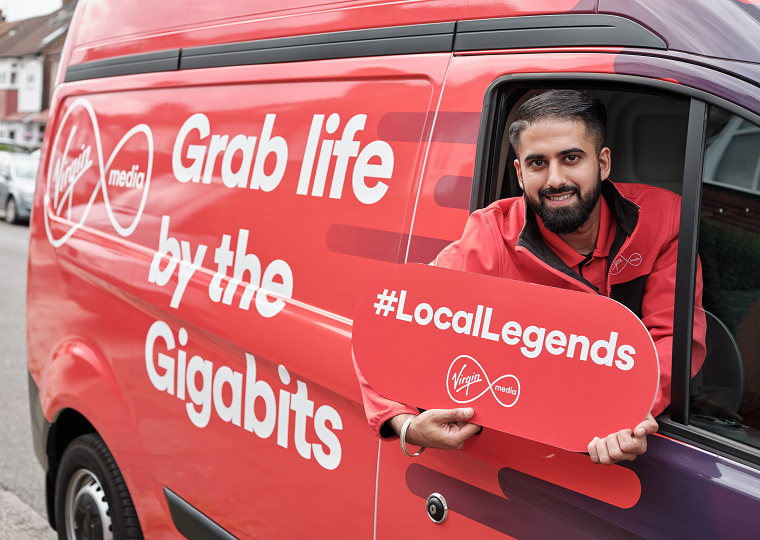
[32, 336, 149, 532]
[45, 408, 97, 530]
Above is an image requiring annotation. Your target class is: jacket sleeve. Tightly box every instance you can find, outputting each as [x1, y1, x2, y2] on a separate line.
[643, 198, 707, 417]
[432, 208, 503, 275]
[352, 348, 418, 440]
[353, 208, 501, 439]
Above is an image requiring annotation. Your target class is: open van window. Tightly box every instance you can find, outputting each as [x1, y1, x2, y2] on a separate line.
[478, 82, 760, 460]
[481, 85, 690, 208]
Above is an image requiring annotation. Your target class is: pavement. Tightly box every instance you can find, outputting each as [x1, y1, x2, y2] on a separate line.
[0, 217, 57, 538]
[0, 487, 56, 540]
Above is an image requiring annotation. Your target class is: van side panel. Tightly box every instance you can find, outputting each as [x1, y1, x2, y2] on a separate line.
[31, 53, 450, 536]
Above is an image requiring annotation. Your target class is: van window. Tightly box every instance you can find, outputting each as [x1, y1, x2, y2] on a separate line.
[691, 106, 760, 449]
[487, 86, 689, 205]
[480, 83, 760, 458]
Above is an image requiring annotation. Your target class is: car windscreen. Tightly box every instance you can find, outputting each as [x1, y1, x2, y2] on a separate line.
[14, 154, 39, 179]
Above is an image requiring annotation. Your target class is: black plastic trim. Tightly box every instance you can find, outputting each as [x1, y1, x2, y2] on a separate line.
[164, 487, 238, 540]
[669, 99, 707, 424]
[62, 15, 672, 83]
[27, 370, 49, 471]
[658, 416, 760, 471]
[180, 22, 456, 70]
[455, 14, 667, 52]
[64, 49, 180, 82]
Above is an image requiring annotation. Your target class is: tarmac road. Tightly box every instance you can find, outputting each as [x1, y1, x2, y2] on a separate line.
[0, 218, 57, 538]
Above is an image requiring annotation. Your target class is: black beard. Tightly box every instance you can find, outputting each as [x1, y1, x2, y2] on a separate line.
[525, 172, 602, 235]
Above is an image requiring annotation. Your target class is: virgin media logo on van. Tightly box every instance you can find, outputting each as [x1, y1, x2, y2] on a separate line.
[44, 97, 153, 247]
[446, 355, 520, 408]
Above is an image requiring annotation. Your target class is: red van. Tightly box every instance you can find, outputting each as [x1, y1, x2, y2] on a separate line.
[28, 0, 760, 538]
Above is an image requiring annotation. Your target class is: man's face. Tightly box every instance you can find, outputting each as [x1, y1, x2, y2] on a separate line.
[513, 119, 610, 235]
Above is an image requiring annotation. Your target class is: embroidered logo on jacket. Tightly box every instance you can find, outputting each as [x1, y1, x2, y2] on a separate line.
[610, 253, 642, 276]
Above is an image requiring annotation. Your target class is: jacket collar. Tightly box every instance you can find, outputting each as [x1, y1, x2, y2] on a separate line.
[515, 180, 640, 293]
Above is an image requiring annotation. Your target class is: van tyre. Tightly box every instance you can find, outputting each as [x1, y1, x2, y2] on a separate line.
[5, 196, 18, 224]
[55, 433, 143, 540]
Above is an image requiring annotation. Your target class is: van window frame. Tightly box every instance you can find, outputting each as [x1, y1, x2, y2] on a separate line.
[472, 71, 760, 470]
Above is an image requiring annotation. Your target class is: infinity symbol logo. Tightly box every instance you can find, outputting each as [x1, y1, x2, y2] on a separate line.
[44, 97, 153, 247]
[610, 252, 642, 276]
[446, 355, 520, 408]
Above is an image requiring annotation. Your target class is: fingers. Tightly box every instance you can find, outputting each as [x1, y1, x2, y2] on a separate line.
[406, 408, 478, 450]
[634, 413, 659, 437]
[588, 429, 648, 465]
[617, 429, 645, 456]
[446, 422, 482, 450]
[609, 431, 639, 462]
[595, 435, 612, 464]
[588, 437, 600, 464]
[431, 407, 474, 424]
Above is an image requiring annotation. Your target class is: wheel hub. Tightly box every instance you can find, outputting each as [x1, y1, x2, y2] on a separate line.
[65, 469, 113, 540]
[6, 198, 15, 223]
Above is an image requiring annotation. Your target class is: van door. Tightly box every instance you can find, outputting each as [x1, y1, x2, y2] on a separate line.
[118, 52, 451, 536]
[376, 45, 760, 538]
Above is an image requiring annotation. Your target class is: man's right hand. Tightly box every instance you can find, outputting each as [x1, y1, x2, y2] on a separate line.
[389, 408, 481, 451]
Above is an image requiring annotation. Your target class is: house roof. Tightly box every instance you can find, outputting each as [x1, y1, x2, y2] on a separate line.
[0, 20, 23, 41]
[4, 110, 34, 122]
[0, 3, 75, 58]
[30, 109, 49, 123]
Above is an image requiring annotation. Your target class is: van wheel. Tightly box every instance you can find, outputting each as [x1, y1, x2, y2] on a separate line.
[55, 433, 144, 540]
[5, 196, 18, 224]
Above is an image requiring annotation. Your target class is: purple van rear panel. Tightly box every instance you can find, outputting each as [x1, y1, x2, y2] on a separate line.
[601, 0, 760, 64]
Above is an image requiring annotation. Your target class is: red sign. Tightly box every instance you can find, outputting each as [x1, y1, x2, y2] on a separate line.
[352, 264, 660, 452]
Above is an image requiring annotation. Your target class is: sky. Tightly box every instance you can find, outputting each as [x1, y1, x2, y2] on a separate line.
[1, 0, 62, 22]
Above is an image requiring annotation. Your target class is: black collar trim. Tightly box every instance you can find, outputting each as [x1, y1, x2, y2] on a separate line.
[515, 180, 640, 293]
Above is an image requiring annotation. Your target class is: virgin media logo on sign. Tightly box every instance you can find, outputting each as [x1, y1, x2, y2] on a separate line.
[352, 264, 660, 451]
[44, 97, 153, 247]
[447, 355, 519, 408]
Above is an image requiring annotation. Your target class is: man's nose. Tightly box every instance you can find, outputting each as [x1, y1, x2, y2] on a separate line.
[546, 160, 566, 190]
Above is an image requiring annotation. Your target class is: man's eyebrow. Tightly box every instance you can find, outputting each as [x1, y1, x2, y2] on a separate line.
[524, 153, 545, 161]
[558, 148, 586, 156]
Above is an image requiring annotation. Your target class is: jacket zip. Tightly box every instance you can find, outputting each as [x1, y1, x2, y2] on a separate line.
[606, 207, 643, 298]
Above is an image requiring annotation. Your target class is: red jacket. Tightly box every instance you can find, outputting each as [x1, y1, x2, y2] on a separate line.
[354, 180, 707, 439]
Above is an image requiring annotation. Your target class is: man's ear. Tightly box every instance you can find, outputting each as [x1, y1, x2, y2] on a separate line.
[599, 147, 611, 181]
[514, 159, 524, 190]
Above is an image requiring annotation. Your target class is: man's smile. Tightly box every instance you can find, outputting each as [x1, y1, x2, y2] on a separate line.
[545, 192, 576, 205]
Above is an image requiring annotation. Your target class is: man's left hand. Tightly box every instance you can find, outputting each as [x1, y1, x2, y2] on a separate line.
[587, 413, 658, 465]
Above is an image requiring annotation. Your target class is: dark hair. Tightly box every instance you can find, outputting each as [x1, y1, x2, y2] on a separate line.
[508, 90, 607, 156]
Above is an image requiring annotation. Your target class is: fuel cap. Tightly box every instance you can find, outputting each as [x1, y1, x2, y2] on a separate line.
[425, 493, 448, 523]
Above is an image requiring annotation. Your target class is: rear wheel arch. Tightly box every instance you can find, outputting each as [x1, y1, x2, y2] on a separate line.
[45, 408, 97, 530]
[54, 432, 144, 540]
